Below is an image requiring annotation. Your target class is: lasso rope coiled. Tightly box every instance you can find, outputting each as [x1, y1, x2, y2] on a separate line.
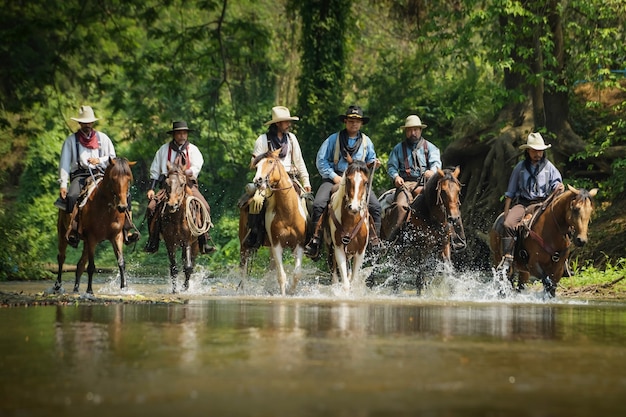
[185, 195, 213, 236]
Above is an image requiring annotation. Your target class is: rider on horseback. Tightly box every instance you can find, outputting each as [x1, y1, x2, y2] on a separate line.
[496, 132, 564, 273]
[304, 105, 382, 260]
[144, 121, 215, 255]
[385, 115, 442, 240]
[241, 106, 312, 249]
[58, 105, 139, 248]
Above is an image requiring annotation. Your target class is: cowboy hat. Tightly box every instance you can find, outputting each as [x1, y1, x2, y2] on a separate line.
[400, 115, 427, 129]
[337, 105, 370, 125]
[263, 106, 299, 126]
[166, 121, 195, 134]
[519, 132, 552, 151]
[70, 106, 98, 124]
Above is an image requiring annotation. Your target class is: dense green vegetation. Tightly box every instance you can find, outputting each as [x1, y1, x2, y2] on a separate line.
[1, 0, 624, 281]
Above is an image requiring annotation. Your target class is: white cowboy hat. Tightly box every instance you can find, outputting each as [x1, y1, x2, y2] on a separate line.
[264, 106, 299, 126]
[400, 115, 427, 129]
[70, 106, 99, 124]
[520, 132, 552, 151]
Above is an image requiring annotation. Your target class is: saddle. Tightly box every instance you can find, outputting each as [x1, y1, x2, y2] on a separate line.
[77, 177, 101, 209]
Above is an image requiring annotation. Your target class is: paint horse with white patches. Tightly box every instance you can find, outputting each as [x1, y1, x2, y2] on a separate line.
[239, 149, 307, 295]
[324, 160, 370, 292]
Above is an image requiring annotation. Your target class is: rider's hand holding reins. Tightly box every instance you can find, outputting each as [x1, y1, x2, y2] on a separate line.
[147, 189, 155, 200]
[394, 176, 404, 188]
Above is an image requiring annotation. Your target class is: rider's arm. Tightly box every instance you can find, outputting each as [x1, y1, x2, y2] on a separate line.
[316, 136, 337, 181]
[503, 197, 512, 217]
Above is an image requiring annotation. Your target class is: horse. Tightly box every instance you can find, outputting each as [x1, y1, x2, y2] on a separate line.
[323, 160, 370, 292]
[160, 161, 209, 293]
[238, 149, 307, 296]
[489, 185, 598, 297]
[378, 167, 466, 293]
[55, 157, 135, 294]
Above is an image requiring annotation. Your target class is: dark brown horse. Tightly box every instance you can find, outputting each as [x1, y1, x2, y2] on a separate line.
[489, 185, 598, 297]
[55, 157, 135, 294]
[323, 160, 370, 293]
[160, 162, 208, 293]
[238, 149, 307, 295]
[379, 167, 466, 293]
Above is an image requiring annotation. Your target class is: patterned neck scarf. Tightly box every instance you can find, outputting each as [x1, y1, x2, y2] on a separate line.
[76, 129, 98, 149]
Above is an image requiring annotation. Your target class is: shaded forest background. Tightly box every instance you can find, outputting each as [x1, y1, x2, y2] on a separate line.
[1, 0, 624, 279]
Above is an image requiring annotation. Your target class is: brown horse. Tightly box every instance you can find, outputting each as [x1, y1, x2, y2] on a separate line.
[323, 160, 370, 292]
[379, 167, 466, 293]
[55, 157, 135, 294]
[489, 184, 598, 297]
[160, 162, 207, 293]
[239, 149, 307, 295]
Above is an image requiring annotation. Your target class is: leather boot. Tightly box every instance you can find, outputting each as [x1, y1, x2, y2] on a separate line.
[143, 215, 160, 253]
[199, 234, 216, 255]
[244, 213, 262, 249]
[66, 206, 81, 248]
[304, 213, 325, 260]
[368, 220, 383, 252]
[496, 237, 515, 273]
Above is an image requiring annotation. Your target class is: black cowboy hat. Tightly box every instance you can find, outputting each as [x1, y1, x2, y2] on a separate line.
[337, 105, 370, 125]
[166, 121, 195, 134]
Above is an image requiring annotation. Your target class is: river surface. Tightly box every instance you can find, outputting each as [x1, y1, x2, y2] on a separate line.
[1, 266, 626, 417]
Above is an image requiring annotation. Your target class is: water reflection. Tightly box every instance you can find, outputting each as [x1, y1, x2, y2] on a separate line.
[2, 295, 626, 416]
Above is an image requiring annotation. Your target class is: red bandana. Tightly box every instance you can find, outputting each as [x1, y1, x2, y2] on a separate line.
[77, 130, 98, 149]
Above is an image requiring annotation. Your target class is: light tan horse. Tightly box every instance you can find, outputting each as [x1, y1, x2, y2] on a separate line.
[324, 160, 370, 292]
[239, 149, 307, 295]
[489, 184, 598, 297]
[55, 157, 135, 294]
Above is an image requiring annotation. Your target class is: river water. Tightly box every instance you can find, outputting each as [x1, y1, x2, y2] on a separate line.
[1, 266, 625, 417]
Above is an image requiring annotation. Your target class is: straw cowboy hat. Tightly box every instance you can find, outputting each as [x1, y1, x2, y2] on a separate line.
[166, 121, 195, 134]
[400, 115, 427, 129]
[70, 106, 99, 124]
[337, 105, 370, 124]
[519, 132, 552, 151]
[264, 106, 299, 126]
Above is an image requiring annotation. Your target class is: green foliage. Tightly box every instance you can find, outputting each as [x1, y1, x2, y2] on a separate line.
[562, 256, 626, 292]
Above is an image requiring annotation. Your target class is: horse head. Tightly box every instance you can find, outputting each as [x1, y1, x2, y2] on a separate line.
[251, 149, 285, 192]
[343, 160, 369, 214]
[105, 157, 135, 213]
[435, 166, 466, 252]
[565, 184, 598, 247]
[165, 161, 191, 213]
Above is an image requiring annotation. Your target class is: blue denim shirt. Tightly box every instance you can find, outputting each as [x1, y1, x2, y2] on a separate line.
[387, 139, 441, 181]
[316, 131, 376, 181]
[505, 159, 563, 202]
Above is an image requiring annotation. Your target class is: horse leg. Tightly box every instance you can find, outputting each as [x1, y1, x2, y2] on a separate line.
[85, 242, 97, 295]
[289, 245, 304, 295]
[168, 248, 179, 294]
[270, 244, 287, 296]
[334, 246, 350, 292]
[74, 246, 89, 293]
[183, 244, 193, 291]
[351, 251, 366, 289]
[112, 236, 126, 290]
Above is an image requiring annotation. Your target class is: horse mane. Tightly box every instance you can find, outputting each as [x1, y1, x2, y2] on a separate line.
[108, 157, 134, 180]
[250, 149, 281, 169]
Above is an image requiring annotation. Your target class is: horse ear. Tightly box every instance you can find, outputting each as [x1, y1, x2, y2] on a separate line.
[345, 153, 353, 164]
[437, 168, 444, 177]
[185, 185, 193, 195]
[167, 161, 172, 171]
[453, 166, 460, 178]
[109, 156, 116, 165]
[270, 148, 281, 158]
[588, 188, 599, 197]
[567, 184, 578, 194]
[128, 161, 137, 167]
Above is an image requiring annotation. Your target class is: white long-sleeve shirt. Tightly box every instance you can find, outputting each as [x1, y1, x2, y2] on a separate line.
[58, 131, 116, 189]
[149, 141, 204, 181]
[252, 132, 311, 188]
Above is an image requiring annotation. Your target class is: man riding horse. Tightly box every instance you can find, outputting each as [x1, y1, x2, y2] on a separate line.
[144, 121, 215, 255]
[304, 105, 382, 260]
[57, 105, 139, 247]
[384, 115, 442, 240]
[495, 132, 564, 275]
[241, 106, 312, 249]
